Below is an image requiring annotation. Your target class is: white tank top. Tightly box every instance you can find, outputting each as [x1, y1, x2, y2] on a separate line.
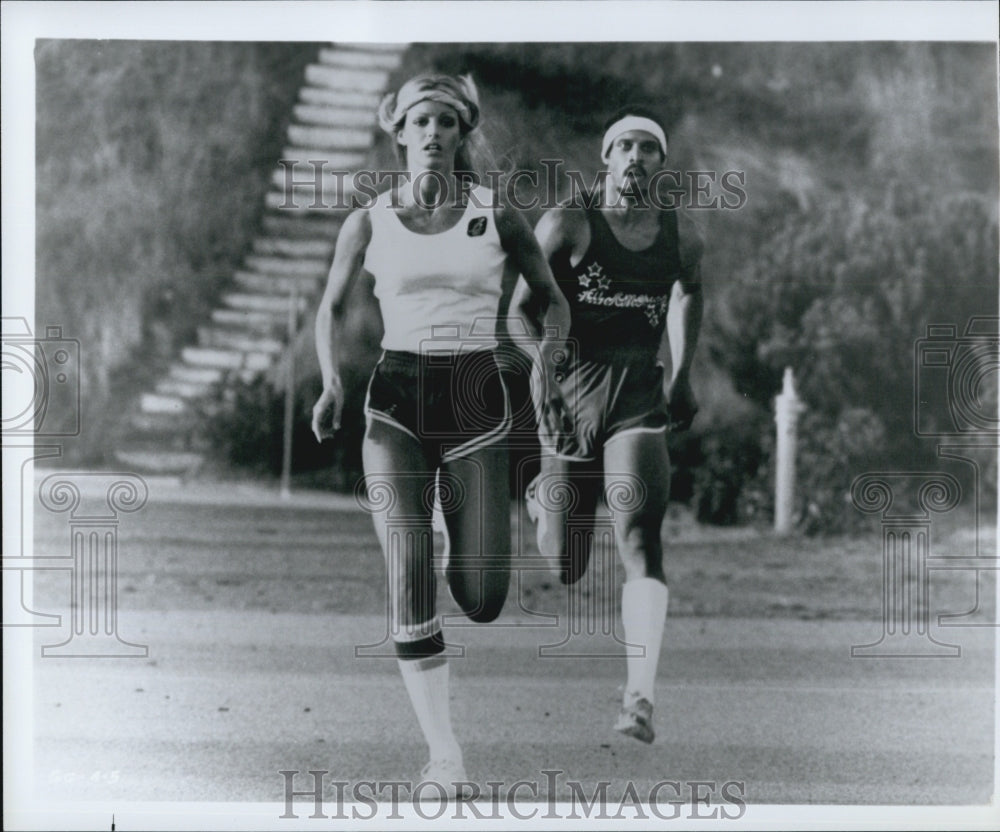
[363, 186, 506, 353]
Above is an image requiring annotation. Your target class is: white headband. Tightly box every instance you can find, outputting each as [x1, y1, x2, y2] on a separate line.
[601, 116, 667, 160]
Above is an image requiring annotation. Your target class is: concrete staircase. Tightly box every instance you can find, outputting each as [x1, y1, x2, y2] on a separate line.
[115, 43, 408, 476]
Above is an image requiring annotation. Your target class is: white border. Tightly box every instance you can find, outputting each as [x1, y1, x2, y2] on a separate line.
[3, 2, 998, 831]
[0, 1, 998, 42]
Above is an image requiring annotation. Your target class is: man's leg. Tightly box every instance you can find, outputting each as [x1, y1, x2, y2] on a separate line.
[604, 427, 670, 742]
[530, 453, 603, 585]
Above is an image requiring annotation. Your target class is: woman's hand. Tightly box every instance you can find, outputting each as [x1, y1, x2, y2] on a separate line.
[531, 341, 573, 443]
[311, 375, 344, 442]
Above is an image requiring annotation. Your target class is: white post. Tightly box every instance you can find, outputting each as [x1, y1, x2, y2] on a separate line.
[280, 281, 299, 501]
[774, 367, 805, 535]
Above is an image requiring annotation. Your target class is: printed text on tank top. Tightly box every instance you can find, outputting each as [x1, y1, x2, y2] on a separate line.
[572, 208, 676, 330]
[548, 204, 681, 357]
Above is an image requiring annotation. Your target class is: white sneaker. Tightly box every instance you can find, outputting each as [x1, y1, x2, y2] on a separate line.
[416, 756, 467, 800]
[614, 694, 654, 744]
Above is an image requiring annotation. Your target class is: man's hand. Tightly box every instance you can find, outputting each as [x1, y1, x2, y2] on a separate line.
[666, 372, 699, 432]
[311, 375, 344, 442]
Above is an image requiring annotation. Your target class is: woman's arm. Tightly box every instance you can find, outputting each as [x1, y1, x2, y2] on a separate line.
[505, 206, 579, 346]
[497, 203, 570, 344]
[497, 203, 573, 435]
[311, 208, 372, 442]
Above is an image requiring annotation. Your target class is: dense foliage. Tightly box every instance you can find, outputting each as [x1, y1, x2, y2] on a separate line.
[707, 185, 997, 530]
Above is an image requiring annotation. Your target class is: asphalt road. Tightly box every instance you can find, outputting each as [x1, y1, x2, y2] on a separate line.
[8, 476, 998, 829]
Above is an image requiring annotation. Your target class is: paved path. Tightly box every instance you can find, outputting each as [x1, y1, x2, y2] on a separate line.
[7, 475, 997, 829]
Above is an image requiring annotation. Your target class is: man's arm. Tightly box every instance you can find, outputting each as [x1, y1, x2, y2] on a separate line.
[665, 212, 705, 431]
[311, 208, 371, 441]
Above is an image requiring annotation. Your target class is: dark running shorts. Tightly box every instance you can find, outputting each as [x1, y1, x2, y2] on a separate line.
[539, 354, 668, 462]
[365, 349, 511, 464]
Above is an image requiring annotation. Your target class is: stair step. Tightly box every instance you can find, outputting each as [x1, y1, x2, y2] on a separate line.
[318, 47, 405, 70]
[293, 104, 377, 128]
[287, 124, 373, 150]
[334, 42, 409, 54]
[141, 393, 189, 415]
[155, 377, 215, 399]
[128, 409, 199, 434]
[253, 237, 334, 259]
[221, 292, 307, 315]
[279, 146, 369, 169]
[265, 190, 347, 215]
[166, 363, 258, 385]
[211, 308, 289, 331]
[181, 346, 273, 372]
[234, 270, 324, 296]
[244, 255, 329, 278]
[198, 326, 285, 354]
[304, 65, 392, 94]
[260, 213, 344, 240]
[269, 169, 359, 211]
[167, 365, 224, 385]
[299, 86, 382, 110]
[115, 448, 204, 474]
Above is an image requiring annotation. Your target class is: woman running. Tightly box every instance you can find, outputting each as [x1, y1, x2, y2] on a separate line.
[312, 73, 569, 796]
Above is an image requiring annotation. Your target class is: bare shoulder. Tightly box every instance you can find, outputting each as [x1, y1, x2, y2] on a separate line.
[336, 207, 373, 252]
[675, 208, 705, 267]
[536, 201, 589, 248]
[342, 206, 372, 238]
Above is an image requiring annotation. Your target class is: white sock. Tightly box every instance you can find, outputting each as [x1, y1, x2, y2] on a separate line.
[621, 578, 668, 705]
[397, 656, 462, 762]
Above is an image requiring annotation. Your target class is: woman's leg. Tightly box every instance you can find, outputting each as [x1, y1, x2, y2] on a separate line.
[439, 441, 512, 623]
[362, 419, 464, 783]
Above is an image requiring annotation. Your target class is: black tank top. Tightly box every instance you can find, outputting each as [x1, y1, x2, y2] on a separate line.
[552, 206, 681, 360]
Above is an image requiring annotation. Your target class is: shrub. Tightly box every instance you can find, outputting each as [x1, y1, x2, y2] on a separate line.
[708, 184, 998, 532]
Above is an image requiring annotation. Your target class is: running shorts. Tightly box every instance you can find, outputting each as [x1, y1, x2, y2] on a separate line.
[539, 353, 668, 462]
[364, 349, 511, 465]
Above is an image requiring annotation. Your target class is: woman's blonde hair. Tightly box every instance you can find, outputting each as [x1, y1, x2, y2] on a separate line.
[377, 72, 498, 181]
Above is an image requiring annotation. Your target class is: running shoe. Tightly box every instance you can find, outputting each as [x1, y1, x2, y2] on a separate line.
[614, 695, 654, 744]
[417, 757, 468, 800]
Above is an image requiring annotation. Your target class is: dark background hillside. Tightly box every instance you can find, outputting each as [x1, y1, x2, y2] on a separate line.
[35, 40, 323, 459]
[34, 40, 999, 530]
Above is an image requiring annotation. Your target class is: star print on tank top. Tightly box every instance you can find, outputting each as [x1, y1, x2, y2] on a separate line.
[552, 207, 682, 357]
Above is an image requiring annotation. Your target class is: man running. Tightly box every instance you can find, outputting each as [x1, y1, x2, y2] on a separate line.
[510, 105, 704, 743]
